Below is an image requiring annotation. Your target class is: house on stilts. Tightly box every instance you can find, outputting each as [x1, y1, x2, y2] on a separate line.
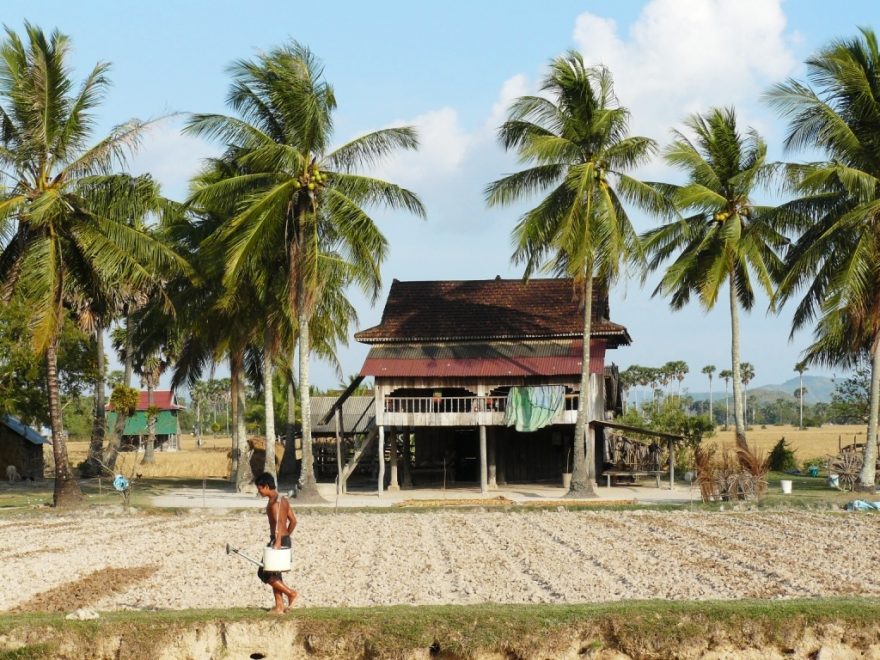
[318, 277, 677, 494]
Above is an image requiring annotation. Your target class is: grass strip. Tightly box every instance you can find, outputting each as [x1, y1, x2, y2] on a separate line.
[1, 598, 879, 659]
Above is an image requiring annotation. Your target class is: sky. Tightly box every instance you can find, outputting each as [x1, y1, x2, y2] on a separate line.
[5, 0, 879, 394]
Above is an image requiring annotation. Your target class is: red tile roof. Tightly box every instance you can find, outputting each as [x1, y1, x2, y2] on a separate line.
[355, 278, 630, 346]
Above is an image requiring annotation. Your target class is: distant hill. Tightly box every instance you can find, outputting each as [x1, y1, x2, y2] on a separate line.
[688, 375, 836, 405]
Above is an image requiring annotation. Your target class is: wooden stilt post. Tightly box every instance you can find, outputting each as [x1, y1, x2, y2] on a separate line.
[402, 428, 413, 489]
[487, 428, 497, 490]
[378, 425, 385, 495]
[388, 426, 400, 492]
[479, 425, 488, 494]
[497, 431, 507, 486]
[334, 409, 343, 496]
[668, 439, 675, 490]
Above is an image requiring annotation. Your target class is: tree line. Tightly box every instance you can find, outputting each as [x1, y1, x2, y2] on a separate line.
[1, 24, 879, 506]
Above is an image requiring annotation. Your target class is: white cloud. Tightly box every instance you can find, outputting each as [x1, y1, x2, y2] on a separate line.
[375, 107, 473, 186]
[573, 0, 796, 140]
[128, 120, 218, 202]
[485, 74, 530, 133]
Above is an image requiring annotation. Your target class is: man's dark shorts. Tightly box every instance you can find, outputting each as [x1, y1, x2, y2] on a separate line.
[257, 535, 291, 584]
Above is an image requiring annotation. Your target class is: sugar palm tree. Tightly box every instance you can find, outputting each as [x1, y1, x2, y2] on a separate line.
[701, 364, 716, 424]
[719, 368, 733, 429]
[794, 361, 808, 429]
[642, 107, 786, 449]
[0, 25, 184, 506]
[767, 28, 880, 489]
[740, 362, 755, 427]
[186, 43, 425, 498]
[486, 53, 662, 496]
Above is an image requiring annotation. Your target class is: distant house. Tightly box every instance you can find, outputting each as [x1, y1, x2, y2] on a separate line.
[106, 390, 184, 452]
[0, 415, 49, 480]
[322, 277, 632, 492]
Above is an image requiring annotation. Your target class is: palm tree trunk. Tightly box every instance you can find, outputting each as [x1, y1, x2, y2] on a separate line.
[286, 344, 297, 473]
[262, 327, 277, 479]
[724, 382, 730, 429]
[298, 304, 320, 498]
[235, 358, 254, 491]
[799, 373, 804, 429]
[144, 384, 156, 463]
[47, 338, 83, 507]
[729, 273, 747, 449]
[567, 274, 597, 497]
[858, 333, 880, 489]
[708, 376, 713, 425]
[85, 325, 106, 476]
[229, 353, 240, 479]
[104, 314, 133, 470]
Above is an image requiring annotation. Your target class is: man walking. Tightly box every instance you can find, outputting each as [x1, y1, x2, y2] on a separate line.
[255, 472, 298, 613]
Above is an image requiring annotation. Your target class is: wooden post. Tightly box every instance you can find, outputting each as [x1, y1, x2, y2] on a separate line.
[402, 429, 413, 489]
[479, 425, 488, 494]
[378, 425, 385, 495]
[497, 432, 507, 486]
[487, 428, 497, 490]
[334, 409, 343, 496]
[388, 427, 400, 492]
[668, 439, 675, 490]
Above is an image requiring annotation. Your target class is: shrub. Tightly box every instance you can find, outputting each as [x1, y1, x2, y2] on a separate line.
[768, 438, 798, 472]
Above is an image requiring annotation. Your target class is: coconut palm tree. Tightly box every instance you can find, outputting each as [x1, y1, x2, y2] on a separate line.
[186, 43, 424, 498]
[642, 107, 786, 450]
[767, 28, 880, 489]
[486, 53, 661, 496]
[719, 368, 733, 429]
[0, 25, 184, 506]
[702, 364, 716, 424]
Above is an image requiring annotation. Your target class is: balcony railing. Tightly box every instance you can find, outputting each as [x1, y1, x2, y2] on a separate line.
[382, 394, 580, 415]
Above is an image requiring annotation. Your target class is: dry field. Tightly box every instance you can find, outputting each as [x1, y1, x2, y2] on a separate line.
[710, 424, 865, 460]
[1, 508, 878, 613]
[65, 435, 233, 479]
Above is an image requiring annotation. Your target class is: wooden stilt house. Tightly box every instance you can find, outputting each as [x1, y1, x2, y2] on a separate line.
[328, 277, 634, 493]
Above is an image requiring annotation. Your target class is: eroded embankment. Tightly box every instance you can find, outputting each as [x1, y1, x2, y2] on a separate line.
[2, 600, 880, 660]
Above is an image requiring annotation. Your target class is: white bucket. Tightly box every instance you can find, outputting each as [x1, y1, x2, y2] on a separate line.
[780, 479, 792, 495]
[562, 472, 572, 489]
[262, 547, 292, 572]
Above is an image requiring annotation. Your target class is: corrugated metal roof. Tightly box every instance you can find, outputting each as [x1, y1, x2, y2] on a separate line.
[310, 396, 375, 434]
[106, 390, 183, 412]
[364, 340, 580, 360]
[360, 341, 606, 378]
[1, 415, 49, 445]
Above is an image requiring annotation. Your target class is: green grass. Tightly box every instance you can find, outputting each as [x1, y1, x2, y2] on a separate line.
[1, 599, 879, 659]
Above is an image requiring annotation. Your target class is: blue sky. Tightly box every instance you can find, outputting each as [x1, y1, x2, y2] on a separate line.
[5, 1, 879, 393]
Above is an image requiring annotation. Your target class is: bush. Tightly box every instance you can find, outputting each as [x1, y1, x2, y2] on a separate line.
[768, 438, 798, 472]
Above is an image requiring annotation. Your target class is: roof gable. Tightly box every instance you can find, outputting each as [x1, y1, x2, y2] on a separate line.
[355, 278, 629, 344]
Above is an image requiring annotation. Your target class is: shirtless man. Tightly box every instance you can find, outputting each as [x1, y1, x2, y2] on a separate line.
[255, 472, 298, 613]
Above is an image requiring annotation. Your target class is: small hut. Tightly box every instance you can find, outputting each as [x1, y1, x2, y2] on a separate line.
[0, 415, 49, 480]
[106, 390, 184, 451]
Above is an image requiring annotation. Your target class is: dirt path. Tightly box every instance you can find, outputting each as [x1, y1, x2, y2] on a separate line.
[0, 509, 877, 612]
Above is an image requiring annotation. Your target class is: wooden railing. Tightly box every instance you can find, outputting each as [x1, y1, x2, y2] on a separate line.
[383, 394, 580, 414]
